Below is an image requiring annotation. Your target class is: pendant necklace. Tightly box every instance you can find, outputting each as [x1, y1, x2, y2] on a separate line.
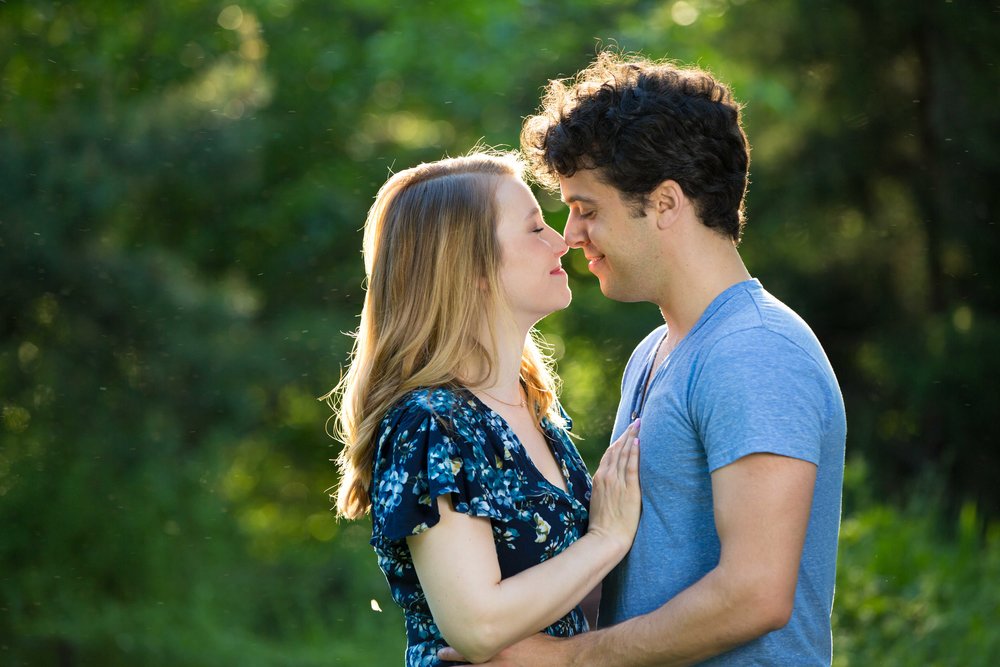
[480, 389, 526, 408]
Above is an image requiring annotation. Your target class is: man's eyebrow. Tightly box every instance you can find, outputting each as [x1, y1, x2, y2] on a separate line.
[562, 195, 597, 205]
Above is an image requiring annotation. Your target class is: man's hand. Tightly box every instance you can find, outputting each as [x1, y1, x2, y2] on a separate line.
[437, 633, 572, 666]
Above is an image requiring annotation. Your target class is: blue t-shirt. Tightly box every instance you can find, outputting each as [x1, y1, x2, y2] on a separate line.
[369, 387, 593, 667]
[599, 279, 846, 665]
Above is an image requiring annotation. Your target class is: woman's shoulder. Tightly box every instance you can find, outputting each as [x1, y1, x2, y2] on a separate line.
[404, 385, 471, 411]
[381, 386, 479, 434]
[543, 400, 573, 433]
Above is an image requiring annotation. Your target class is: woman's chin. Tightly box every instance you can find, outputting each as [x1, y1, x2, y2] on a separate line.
[539, 295, 573, 321]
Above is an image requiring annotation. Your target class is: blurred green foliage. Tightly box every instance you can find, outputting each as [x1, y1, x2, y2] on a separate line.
[833, 463, 1000, 666]
[2, 0, 998, 664]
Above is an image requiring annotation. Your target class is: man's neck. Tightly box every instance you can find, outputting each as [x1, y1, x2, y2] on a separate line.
[655, 239, 751, 342]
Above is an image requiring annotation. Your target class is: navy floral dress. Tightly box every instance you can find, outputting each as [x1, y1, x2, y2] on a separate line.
[369, 386, 593, 667]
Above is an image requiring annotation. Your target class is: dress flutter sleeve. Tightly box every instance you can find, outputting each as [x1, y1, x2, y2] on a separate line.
[551, 402, 573, 432]
[370, 399, 522, 543]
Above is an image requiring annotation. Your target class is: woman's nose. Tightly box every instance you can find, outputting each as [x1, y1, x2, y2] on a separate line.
[552, 231, 569, 257]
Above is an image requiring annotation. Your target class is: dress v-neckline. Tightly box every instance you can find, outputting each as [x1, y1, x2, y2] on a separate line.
[632, 279, 758, 420]
[462, 390, 571, 496]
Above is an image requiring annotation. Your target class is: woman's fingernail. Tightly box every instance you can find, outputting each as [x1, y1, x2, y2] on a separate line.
[634, 437, 640, 446]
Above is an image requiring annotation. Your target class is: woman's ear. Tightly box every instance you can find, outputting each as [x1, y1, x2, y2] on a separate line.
[651, 180, 686, 230]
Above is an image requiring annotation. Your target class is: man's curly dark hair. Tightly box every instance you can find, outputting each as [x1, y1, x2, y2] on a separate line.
[521, 52, 750, 243]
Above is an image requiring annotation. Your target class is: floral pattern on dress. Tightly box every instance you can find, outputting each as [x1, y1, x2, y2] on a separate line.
[369, 386, 593, 667]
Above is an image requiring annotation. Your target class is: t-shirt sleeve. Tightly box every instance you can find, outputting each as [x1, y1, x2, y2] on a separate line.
[370, 403, 512, 542]
[691, 328, 833, 472]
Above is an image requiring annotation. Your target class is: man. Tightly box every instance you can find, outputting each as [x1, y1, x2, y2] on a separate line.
[440, 52, 846, 666]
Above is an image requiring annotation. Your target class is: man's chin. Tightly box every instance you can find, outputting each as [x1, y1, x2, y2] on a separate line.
[597, 278, 620, 300]
[598, 280, 645, 304]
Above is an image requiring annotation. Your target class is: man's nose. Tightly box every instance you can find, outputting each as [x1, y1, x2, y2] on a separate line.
[563, 212, 587, 248]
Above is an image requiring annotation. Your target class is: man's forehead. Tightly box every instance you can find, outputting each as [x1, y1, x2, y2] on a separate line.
[558, 170, 604, 204]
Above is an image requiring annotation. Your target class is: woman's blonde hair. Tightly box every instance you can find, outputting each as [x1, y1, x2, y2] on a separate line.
[326, 151, 563, 520]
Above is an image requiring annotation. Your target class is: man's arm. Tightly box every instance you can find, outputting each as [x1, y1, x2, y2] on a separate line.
[441, 451, 816, 666]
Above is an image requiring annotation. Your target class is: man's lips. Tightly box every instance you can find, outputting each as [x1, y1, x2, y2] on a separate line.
[585, 254, 606, 266]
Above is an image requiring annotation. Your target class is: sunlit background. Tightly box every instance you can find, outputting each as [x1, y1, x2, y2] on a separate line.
[2, 1, 999, 665]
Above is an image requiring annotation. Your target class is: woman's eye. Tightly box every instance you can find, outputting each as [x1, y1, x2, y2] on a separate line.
[532, 227, 544, 234]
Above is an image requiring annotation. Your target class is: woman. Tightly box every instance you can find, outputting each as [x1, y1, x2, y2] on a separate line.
[327, 151, 641, 666]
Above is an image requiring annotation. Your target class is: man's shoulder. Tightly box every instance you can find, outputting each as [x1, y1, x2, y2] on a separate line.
[697, 324, 827, 385]
[702, 283, 826, 363]
[752, 285, 818, 339]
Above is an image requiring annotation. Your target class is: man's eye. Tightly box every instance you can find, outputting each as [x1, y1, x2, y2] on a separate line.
[579, 210, 596, 219]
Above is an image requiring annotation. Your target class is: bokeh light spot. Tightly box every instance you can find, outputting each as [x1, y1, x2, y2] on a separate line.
[671, 1, 699, 26]
[218, 5, 244, 31]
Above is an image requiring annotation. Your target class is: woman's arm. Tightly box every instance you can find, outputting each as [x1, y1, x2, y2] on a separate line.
[407, 421, 640, 663]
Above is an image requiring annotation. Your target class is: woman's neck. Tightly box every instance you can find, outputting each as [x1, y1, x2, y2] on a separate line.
[466, 320, 530, 403]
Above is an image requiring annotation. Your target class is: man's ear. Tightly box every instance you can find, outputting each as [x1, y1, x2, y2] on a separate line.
[650, 180, 686, 230]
